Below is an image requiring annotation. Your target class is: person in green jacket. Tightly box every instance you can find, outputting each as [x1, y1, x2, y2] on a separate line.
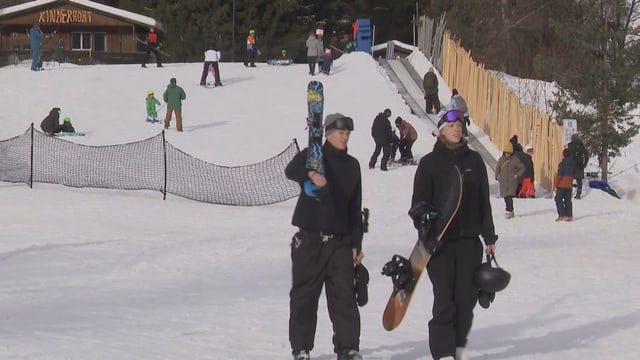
[163, 77, 187, 131]
[146, 90, 161, 123]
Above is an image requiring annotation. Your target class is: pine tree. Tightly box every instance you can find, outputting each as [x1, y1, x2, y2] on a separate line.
[536, 0, 640, 180]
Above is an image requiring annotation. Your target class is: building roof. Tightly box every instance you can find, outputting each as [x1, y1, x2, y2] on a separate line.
[0, 0, 161, 30]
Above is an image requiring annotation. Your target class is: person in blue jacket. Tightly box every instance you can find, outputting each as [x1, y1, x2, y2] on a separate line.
[29, 24, 46, 71]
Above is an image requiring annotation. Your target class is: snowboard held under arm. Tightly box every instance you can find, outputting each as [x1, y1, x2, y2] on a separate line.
[382, 165, 463, 331]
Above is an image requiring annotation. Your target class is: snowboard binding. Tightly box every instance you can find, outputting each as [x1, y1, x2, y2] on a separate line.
[381, 255, 416, 293]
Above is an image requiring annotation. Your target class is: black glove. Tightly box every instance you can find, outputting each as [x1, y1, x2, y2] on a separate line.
[420, 236, 441, 255]
[408, 201, 439, 230]
[478, 290, 495, 309]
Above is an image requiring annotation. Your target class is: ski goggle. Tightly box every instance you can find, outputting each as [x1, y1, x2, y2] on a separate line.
[326, 116, 354, 132]
[437, 109, 464, 130]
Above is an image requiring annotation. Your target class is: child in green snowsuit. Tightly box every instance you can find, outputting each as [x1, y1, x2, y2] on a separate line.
[146, 90, 161, 123]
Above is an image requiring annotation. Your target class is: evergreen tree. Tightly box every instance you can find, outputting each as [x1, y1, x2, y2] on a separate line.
[536, 0, 640, 180]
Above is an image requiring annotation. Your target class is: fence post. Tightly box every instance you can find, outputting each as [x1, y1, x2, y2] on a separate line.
[30, 123, 34, 188]
[162, 129, 167, 200]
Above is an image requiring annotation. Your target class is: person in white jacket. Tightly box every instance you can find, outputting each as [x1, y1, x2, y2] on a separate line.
[200, 42, 222, 86]
[305, 32, 322, 75]
[449, 89, 470, 136]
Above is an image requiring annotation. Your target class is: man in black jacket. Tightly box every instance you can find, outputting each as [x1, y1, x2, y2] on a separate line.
[567, 134, 589, 199]
[285, 113, 364, 360]
[368, 108, 394, 171]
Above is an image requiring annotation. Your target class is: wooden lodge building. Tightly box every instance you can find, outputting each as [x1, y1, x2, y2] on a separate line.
[0, 0, 162, 66]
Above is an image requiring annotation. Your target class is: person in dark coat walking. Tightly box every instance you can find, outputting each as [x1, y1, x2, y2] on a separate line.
[40, 107, 62, 136]
[410, 109, 497, 360]
[554, 148, 576, 221]
[285, 113, 364, 360]
[368, 108, 394, 171]
[567, 133, 589, 199]
[496, 142, 524, 219]
[422, 68, 441, 114]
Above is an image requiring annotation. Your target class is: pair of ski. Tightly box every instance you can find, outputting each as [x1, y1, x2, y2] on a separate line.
[303, 81, 463, 331]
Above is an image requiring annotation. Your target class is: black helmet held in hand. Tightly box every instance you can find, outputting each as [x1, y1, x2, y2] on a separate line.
[474, 254, 511, 293]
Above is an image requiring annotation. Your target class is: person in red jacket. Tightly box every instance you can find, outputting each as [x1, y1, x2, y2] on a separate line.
[142, 27, 163, 68]
[394, 116, 418, 163]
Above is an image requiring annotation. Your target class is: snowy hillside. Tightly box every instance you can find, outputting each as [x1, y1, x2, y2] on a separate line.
[0, 53, 638, 360]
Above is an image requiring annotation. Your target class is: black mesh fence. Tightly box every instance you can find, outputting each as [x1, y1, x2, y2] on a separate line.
[0, 125, 301, 206]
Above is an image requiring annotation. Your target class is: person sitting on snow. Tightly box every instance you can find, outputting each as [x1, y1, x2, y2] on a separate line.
[60, 116, 75, 133]
[40, 107, 62, 136]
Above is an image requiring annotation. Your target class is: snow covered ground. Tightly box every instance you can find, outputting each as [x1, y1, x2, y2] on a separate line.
[0, 53, 638, 360]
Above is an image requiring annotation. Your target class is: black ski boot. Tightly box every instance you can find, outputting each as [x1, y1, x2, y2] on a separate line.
[337, 349, 363, 360]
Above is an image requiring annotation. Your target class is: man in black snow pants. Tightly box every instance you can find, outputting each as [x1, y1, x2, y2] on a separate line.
[368, 108, 394, 171]
[285, 113, 365, 360]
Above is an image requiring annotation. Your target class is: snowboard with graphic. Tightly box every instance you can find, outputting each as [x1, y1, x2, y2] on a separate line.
[382, 165, 463, 331]
[267, 59, 294, 66]
[54, 132, 86, 137]
[304, 81, 324, 197]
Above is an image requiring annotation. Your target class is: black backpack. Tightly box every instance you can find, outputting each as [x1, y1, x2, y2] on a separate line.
[573, 143, 589, 168]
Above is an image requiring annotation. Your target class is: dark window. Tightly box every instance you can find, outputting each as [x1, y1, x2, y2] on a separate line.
[94, 33, 106, 51]
[71, 32, 92, 50]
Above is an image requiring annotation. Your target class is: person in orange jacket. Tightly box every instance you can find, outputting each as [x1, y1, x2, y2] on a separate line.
[244, 29, 257, 67]
[554, 148, 576, 221]
[142, 27, 162, 68]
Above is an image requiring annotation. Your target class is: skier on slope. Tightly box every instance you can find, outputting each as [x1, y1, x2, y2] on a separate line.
[146, 90, 161, 123]
[200, 41, 222, 86]
[244, 29, 257, 67]
[141, 27, 163, 68]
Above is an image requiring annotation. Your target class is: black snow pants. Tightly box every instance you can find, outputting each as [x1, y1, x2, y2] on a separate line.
[427, 237, 483, 359]
[289, 231, 360, 355]
[200, 61, 221, 85]
[369, 143, 390, 170]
